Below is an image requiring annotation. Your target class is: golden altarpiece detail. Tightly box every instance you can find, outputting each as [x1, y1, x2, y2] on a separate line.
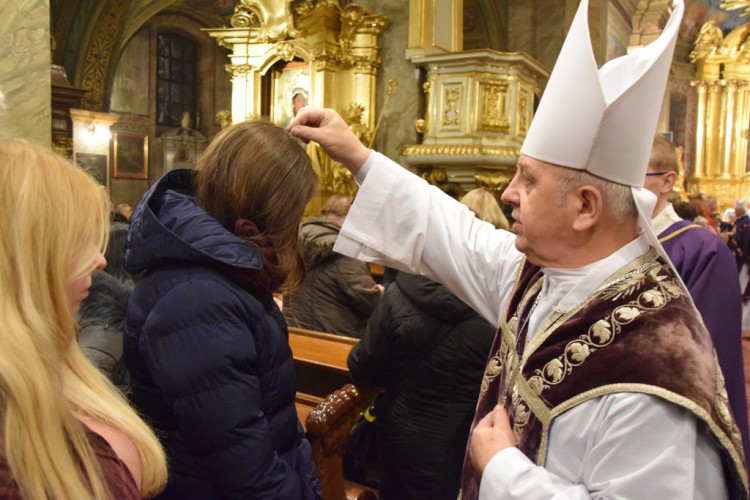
[399, 0, 548, 195]
[689, 18, 750, 205]
[206, 0, 389, 213]
[401, 51, 549, 195]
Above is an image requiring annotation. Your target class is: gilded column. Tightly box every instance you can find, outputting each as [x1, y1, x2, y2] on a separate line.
[706, 82, 722, 178]
[735, 81, 750, 178]
[692, 81, 707, 178]
[226, 62, 259, 124]
[723, 80, 737, 178]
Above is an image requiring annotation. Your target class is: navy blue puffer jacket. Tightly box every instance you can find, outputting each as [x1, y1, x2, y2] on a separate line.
[124, 169, 319, 499]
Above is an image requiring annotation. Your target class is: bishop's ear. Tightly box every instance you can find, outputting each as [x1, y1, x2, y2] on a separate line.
[571, 185, 603, 232]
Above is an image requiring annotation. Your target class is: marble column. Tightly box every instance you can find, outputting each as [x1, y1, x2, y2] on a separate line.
[0, 0, 51, 146]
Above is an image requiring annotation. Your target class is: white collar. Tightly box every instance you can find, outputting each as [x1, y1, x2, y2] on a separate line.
[527, 235, 650, 339]
[651, 203, 683, 235]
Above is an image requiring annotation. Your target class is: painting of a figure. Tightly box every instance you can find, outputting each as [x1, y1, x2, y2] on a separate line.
[112, 131, 148, 179]
[273, 61, 310, 128]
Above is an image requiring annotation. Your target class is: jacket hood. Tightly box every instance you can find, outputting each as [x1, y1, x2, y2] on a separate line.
[395, 273, 476, 323]
[299, 217, 341, 267]
[78, 271, 132, 326]
[124, 169, 263, 274]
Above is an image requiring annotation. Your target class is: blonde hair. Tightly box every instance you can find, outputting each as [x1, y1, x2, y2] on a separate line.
[460, 188, 510, 230]
[196, 120, 317, 293]
[321, 194, 353, 218]
[0, 139, 166, 499]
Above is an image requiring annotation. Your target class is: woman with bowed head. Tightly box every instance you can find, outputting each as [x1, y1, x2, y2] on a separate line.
[0, 139, 167, 499]
[123, 120, 321, 498]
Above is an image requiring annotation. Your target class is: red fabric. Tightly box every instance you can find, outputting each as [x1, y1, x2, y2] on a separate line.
[0, 428, 139, 499]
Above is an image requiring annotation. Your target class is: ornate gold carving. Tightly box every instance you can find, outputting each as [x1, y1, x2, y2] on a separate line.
[518, 95, 528, 133]
[421, 167, 464, 198]
[442, 87, 461, 126]
[721, 0, 750, 17]
[311, 50, 341, 70]
[274, 42, 297, 62]
[402, 51, 548, 176]
[340, 4, 367, 49]
[400, 144, 521, 157]
[690, 21, 723, 63]
[291, 0, 315, 17]
[217, 110, 232, 129]
[225, 63, 254, 78]
[415, 119, 427, 134]
[480, 82, 510, 132]
[208, 1, 389, 211]
[231, 3, 262, 29]
[79, 0, 130, 111]
[475, 171, 513, 190]
[690, 20, 750, 206]
[345, 103, 372, 146]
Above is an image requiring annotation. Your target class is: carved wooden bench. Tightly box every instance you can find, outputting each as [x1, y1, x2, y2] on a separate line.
[306, 384, 376, 500]
[288, 327, 378, 499]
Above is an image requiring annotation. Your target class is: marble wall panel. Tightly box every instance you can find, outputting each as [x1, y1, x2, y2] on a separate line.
[356, 0, 420, 166]
[0, 0, 51, 146]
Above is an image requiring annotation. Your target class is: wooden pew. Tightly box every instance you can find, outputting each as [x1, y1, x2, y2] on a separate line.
[289, 326, 358, 398]
[288, 327, 378, 499]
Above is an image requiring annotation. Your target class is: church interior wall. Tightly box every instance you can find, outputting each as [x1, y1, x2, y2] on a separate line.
[1, 0, 51, 146]
[106, 13, 230, 209]
[354, 0, 420, 164]
[26, 0, 750, 210]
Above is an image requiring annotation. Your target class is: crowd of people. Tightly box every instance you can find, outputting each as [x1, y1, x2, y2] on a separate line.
[2, 0, 750, 498]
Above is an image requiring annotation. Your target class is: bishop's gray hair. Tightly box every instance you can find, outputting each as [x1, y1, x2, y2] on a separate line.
[553, 166, 637, 222]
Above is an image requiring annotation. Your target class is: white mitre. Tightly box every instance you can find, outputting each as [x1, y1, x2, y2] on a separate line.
[522, 0, 684, 264]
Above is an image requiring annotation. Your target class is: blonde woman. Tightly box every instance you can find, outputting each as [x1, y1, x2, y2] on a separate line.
[459, 188, 510, 230]
[0, 139, 167, 499]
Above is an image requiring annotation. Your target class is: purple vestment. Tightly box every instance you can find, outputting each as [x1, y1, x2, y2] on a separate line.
[660, 220, 750, 468]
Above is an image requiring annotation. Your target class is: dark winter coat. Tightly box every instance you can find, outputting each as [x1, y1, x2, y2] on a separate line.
[347, 272, 495, 500]
[78, 270, 132, 393]
[123, 169, 319, 500]
[283, 217, 381, 337]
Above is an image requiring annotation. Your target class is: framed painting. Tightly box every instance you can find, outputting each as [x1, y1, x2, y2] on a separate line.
[112, 131, 148, 179]
[272, 61, 310, 128]
[75, 153, 108, 189]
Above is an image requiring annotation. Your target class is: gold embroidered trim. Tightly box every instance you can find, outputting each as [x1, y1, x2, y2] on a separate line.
[658, 224, 702, 243]
[522, 249, 660, 364]
[525, 261, 682, 396]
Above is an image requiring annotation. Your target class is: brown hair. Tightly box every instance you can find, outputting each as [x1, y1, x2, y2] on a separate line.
[195, 120, 317, 293]
[321, 194, 353, 218]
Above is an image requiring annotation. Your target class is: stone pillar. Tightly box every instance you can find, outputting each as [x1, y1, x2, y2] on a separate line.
[0, 0, 51, 146]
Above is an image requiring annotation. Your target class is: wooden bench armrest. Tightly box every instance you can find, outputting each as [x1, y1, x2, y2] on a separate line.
[305, 384, 376, 500]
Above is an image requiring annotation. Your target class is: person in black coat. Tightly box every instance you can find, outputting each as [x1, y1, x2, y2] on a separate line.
[347, 189, 507, 499]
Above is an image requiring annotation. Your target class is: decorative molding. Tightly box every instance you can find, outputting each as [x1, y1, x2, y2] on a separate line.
[400, 144, 521, 157]
[78, 0, 129, 111]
